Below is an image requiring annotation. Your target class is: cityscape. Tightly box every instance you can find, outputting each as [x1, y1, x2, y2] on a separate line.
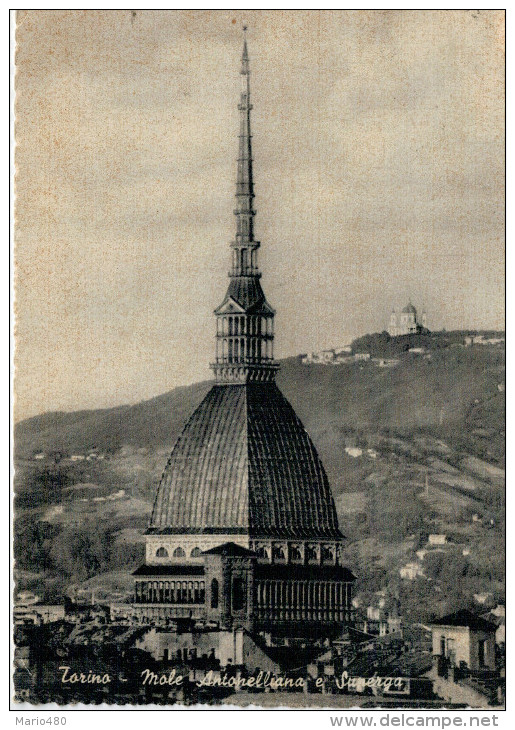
[13, 13, 504, 710]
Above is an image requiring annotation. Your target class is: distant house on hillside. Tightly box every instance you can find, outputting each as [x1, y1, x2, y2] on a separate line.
[345, 447, 363, 458]
[473, 592, 494, 607]
[14, 603, 65, 626]
[301, 349, 334, 364]
[318, 349, 336, 362]
[17, 591, 40, 606]
[389, 301, 428, 336]
[301, 347, 356, 365]
[400, 562, 425, 580]
[428, 534, 447, 546]
[465, 335, 505, 347]
[358, 606, 402, 637]
[375, 358, 399, 368]
[302, 347, 354, 365]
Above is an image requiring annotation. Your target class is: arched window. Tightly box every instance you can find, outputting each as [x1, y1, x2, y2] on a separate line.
[322, 545, 334, 562]
[290, 545, 302, 561]
[256, 546, 269, 560]
[273, 545, 286, 561]
[306, 545, 318, 562]
[211, 578, 219, 609]
[156, 547, 168, 558]
[190, 547, 202, 558]
[173, 547, 185, 558]
[232, 577, 245, 612]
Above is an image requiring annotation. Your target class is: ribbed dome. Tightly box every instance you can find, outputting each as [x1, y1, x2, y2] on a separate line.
[402, 302, 417, 314]
[149, 383, 342, 539]
[214, 276, 274, 315]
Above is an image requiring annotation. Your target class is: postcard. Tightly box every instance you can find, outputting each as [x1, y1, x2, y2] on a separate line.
[13, 10, 505, 709]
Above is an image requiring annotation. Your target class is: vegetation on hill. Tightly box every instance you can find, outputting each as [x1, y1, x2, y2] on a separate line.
[14, 333, 505, 618]
[349, 329, 504, 358]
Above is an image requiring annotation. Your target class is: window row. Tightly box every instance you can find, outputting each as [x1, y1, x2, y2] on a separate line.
[135, 580, 205, 604]
[217, 316, 273, 337]
[155, 546, 203, 559]
[215, 338, 273, 363]
[255, 544, 336, 562]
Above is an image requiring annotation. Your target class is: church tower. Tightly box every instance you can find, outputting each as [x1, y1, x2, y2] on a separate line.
[133, 31, 354, 636]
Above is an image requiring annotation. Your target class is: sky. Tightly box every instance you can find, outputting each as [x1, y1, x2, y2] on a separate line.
[14, 10, 505, 421]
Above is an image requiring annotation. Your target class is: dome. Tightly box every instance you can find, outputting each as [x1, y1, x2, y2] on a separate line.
[402, 302, 417, 314]
[149, 383, 342, 539]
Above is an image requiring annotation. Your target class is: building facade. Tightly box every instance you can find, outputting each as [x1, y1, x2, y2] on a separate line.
[389, 302, 428, 336]
[430, 610, 497, 672]
[133, 33, 355, 637]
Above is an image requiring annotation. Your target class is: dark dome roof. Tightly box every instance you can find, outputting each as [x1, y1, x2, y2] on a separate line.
[402, 302, 417, 314]
[214, 276, 274, 315]
[149, 383, 342, 539]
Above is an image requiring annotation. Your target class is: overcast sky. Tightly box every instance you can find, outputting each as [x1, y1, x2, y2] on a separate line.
[15, 10, 505, 421]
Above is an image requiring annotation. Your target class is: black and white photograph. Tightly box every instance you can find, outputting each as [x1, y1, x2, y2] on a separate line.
[12, 9, 505, 711]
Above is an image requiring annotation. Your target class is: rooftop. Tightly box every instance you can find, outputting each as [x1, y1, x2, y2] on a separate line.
[429, 609, 497, 632]
[202, 542, 256, 557]
[133, 564, 205, 576]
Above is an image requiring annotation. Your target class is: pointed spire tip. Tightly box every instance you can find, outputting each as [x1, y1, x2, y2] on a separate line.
[241, 25, 249, 69]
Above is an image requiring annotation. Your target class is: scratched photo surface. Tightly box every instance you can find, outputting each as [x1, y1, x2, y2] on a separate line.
[14, 10, 505, 708]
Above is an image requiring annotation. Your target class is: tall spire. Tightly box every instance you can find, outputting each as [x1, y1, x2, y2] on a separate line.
[233, 25, 257, 275]
[211, 29, 279, 384]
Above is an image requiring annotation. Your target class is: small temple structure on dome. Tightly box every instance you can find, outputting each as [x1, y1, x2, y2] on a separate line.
[132, 30, 355, 638]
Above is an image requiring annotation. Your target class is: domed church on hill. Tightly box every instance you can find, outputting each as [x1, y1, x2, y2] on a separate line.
[389, 301, 428, 337]
[132, 32, 355, 637]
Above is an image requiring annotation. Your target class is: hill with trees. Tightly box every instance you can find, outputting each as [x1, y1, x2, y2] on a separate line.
[14, 332, 505, 621]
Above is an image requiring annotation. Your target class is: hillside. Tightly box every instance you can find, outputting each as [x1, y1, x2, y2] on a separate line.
[14, 334, 505, 620]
